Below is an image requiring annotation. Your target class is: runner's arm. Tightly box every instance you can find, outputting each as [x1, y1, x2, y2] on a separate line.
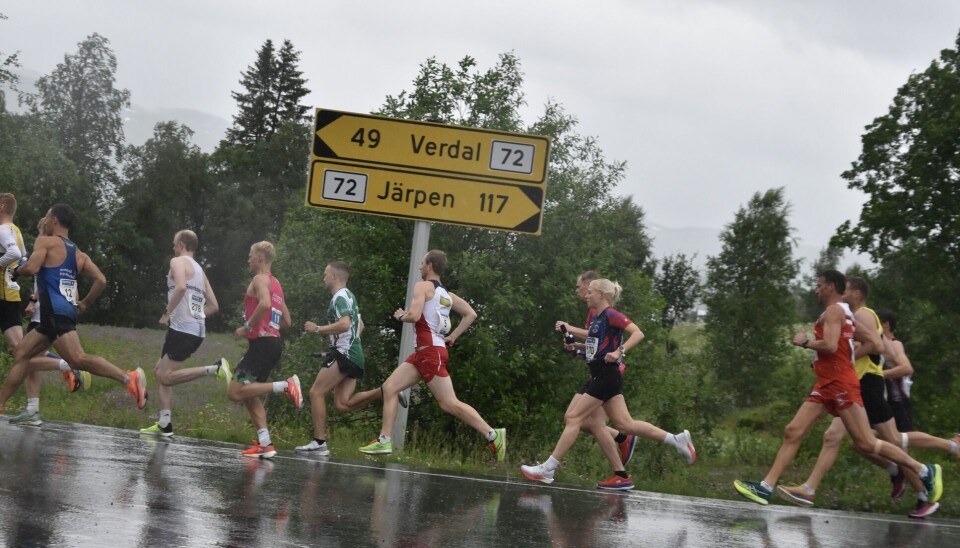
[883, 339, 914, 379]
[164, 257, 188, 317]
[394, 281, 428, 322]
[852, 310, 883, 358]
[201, 271, 219, 316]
[605, 322, 644, 363]
[76, 251, 106, 312]
[12, 236, 51, 277]
[0, 225, 22, 267]
[445, 292, 477, 344]
[797, 305, 842, 352]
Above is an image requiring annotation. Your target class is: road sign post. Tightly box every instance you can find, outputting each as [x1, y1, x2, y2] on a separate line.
[305, 109, 550, 451]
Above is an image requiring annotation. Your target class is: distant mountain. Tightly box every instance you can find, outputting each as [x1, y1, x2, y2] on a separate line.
[4, 67, 229, 152]
[123, 106, 228, 152]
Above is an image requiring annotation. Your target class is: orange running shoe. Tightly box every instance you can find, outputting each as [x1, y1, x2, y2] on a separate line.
[127, 367, 147, 409]
[241, 440, 277, 459]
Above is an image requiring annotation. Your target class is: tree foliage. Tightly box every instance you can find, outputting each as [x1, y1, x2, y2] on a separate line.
[0, 13, 19, 113]
[704, 188, 799, 404]
[654, 253, 701, 328]
[25, 33, 131, 221]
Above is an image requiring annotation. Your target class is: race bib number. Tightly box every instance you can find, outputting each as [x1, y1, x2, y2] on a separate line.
[437, 311, 452, 336]
[585, 337, 598, 361]
[189, 293, 205, 319]
[59, 279, 78, 305]
[269, 307, 282, 330]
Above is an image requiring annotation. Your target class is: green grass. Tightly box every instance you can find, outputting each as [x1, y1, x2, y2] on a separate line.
[2, 324, 958, 518]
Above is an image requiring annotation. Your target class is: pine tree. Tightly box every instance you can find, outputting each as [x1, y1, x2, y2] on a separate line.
[227, 39, 276, 147]
[226, 39, 310, 147]
[271, 39, 310, 128]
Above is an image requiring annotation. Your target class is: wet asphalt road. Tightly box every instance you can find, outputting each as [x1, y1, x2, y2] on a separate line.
[0, 420, 959, 547]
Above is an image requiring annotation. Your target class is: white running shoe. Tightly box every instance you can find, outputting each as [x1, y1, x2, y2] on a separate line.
[520, 463, 555, 484]
[295, 440, 331, 456]
[675, 429, 696, 464]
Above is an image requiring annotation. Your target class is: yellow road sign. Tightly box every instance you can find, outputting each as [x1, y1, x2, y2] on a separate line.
[312, 109, 549, 185]
[307, 160, 543, 234]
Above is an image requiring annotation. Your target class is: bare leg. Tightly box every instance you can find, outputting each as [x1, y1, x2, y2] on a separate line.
[51, 332, 127, 383]
[603, 396, 671, 442]
[839, 405, 925, 477]
[0, 329, 54, 405]
[762, 401, 827, 486]
[307, 366, 348, 439]
[804, 417, 846, 490]
[549, 393, 605, 459]
[427, 374, 494, 435]
[377, 362, 422, 437]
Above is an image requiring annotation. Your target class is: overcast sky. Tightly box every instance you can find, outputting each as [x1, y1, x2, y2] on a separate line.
[3, 1, 959, 252]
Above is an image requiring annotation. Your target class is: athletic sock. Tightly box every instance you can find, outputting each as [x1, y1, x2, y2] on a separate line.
[949, 440, 959, 454]
[257, 428, 271, 447]
[919, 464, 930, 479]
[272, 380, 288, 394]
[886, 463, 899, 476]
[378, 434, 391, 445]
[315, 438, 325, 446]
[57, 359, 70, 372]
[801, 484, 815, 496]
[485, 429, 497, 442]
[26, 398, 39, 414]
[204, 365, 218, 375]
[614, 470, 628, 479]
[614, 432, 627, 443]
[918, 491, 929, 502]
[663, 432, 679, 448]
[545, 456, 560, 471]
[760, 481, 773, 492]
[158, 410, 172, 428]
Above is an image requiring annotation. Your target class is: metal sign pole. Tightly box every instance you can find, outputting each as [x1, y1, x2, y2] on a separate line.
[391, 220, 431, 449]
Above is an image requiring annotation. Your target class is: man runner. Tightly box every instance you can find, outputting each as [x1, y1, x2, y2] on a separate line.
[139, 230, 231, 437]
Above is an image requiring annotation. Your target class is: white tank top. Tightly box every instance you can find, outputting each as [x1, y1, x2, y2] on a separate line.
[416, 281, 453, 347]
[168, 257, 206, 337]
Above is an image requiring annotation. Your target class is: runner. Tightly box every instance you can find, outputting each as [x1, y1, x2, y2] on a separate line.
[0, 204, 147, 413]
[359, 249, 506, 461]
[554, 270, 637, 490]
[521, 278, 695, 485]
[734, 270, 943, 515]
[139, 230, 231, 437]
[295, 261, 380, 454]
[775, 277, 951, 518]
[1, 201, 90, 426]
[226, 241, 300, 459]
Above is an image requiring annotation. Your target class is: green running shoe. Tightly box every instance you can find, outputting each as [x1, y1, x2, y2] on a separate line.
[488, 427, 506, 463]
[215, 357, 232, 390]
[359, 438, 393, 455]
[139, 422, 174, 437]
[921, 463, 943, 503]
[734, 479, 771, 505]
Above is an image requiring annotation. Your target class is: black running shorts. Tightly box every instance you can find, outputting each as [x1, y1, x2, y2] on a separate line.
[161, 328, 204, 362]
[0, 300, 22, 332]
[235, 336, 283, 383]
[324, 349, 364, 379]
[860, 373, 894, 426]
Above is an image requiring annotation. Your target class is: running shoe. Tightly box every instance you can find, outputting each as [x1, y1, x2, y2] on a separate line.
[776, 484, 815, 507]
[295, 440, 330, 455]
[596, 474, 634, 491]
[285, 374, 303, 409]
[619, 434, 637, 466]
[520, 463, 555, 484]
[61, 369, 91, 392]
[359, 439, 393, 455]
[215, 358, 232, 389]
[139, 422, 174, 438]
[675, 429, 696, 464]
[891, 469, 906, 500]
[127, 367, 147, 409]
[921, 463, 943, 503]
[734, 480, 771, 505]
[908, 500, 940, 519]
[488, 428, 506, 463]
[10, 410, 42, 427]
[241, 441, 277, 459]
